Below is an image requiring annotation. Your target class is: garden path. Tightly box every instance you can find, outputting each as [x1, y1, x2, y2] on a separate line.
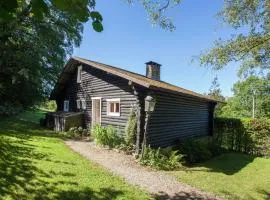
[65, 140, 222, 200]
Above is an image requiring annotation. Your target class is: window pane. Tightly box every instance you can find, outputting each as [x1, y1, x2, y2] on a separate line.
[115, 103, 119, 113]
[110, 103, 114, 112]
[76, 100, 81, 109]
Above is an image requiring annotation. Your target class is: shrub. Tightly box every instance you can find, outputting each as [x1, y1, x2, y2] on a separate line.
[36, 100, 57, 111]
[92, 124, 123, 148]
[120, 108, 137, 153]
[242, 118, 270, 156]
[140, 145, 181, 170]
[67, 126, 89, 138]
[0, 102, 23, 117]
[214, 117, 270, 157]
[124, 108, 137, 147]
[176, 138, 213, 165]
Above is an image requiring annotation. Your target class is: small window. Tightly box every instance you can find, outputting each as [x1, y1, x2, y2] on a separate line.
[64, 100, 69, 112]
[81, 99, 86, 109]
[106, 98, 120, 116]
[77, 65, 82, 83]
[76, 100, 81, 109]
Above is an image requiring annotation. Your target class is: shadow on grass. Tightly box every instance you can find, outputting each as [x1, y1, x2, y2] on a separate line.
[256, 189, 270, 200]
[154, 191, 211, 200]
[185, 153, 255, 175]
[0, 118, 126, 200]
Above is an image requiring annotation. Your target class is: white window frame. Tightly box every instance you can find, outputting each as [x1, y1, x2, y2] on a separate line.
[106, 98, 120, 117]
[63, 100, 69, 112]
[81, 99, 86, 110]
[77, 65, 82, 83]
[76, 99, 81, 109]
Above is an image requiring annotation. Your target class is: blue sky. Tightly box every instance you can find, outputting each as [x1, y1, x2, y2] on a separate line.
[73, 0, 239, 97]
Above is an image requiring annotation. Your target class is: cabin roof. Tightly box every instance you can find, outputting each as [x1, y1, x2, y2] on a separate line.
[50, 57, 218, 102]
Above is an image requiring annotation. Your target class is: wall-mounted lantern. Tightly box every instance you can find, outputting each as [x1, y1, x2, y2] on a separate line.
[145, 95, 156, 112]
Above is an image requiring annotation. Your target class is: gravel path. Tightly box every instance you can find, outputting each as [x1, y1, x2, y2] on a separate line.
[65, 140, 222, 200]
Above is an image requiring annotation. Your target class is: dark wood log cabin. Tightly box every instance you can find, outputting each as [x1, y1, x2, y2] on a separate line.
[50, 57, 217, 150]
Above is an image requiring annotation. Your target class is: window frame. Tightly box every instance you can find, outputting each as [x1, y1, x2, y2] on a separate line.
[106, 98, 120, 117]
[81, 99, 86, 110]
[76, 99, 81, 109]
[77, 65, 82, 83]
[63, 100, 69, 112]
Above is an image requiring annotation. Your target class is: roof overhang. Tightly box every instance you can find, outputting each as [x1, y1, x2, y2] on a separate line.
[50, 57, 219, 103]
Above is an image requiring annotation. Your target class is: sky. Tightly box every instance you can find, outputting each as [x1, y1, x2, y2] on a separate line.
[73, 0, 240, 97]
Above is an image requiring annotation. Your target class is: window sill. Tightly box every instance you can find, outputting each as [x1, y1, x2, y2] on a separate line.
[107, 112, 120, 117]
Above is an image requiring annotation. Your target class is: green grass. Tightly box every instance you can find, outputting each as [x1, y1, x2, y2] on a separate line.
[172, 153, 270, 200]
[0, 110, 151, 200]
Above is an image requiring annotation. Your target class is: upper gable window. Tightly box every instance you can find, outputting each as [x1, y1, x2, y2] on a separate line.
[106, 98, 120, 116]
[77, 65, 82, 83]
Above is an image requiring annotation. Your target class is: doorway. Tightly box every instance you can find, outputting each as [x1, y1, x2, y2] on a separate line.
[91, 97, 101, 126]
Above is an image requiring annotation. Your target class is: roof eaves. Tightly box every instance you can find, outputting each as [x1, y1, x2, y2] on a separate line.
[73, 57, 151, 88]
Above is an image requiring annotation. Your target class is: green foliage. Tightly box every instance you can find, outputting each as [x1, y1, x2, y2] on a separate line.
[0, 1, 84, 108]
[220, 75, 270, 118]
[92, 124, 123, 148]
[124, 108, 137, 151]
[214, 117, 270, 156]
[207, 76, 225, 116]
[66, 126, 89, 138]
[176, 138, 213, 165]
[0, 102, 23, 117]
[126, 0, 182, 31]
[36, 100, 57, 111]
[200, 0, 270, 77]
[140, 145, 181, 170]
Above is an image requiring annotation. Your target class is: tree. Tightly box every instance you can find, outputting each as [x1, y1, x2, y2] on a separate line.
[220, 75, 270, 118]
[0, 0, 181, 112]
[0, 4, 86, 109]
[200, 0, 270, 78]
[207, 76, 225, 116]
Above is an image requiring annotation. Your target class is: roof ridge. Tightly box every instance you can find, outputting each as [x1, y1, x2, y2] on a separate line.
[71, 56, 218, 102]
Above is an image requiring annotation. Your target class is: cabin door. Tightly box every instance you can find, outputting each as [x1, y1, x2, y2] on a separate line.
[92, 98, 101, 126]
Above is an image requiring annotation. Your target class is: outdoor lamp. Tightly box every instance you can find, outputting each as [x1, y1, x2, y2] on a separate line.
[145, 95, 156, 112]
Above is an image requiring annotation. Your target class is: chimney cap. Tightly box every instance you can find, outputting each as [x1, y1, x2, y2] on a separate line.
[145, 61, 162, 66]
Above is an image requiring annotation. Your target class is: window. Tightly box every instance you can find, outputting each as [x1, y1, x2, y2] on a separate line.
[81, 99, 86, 109]
[77, 65, 82, 83]
[63, 100, 69, 112]
[106, 98, 120, 116]
[76, 100, 81, 109]
[76, 99, 86, 110]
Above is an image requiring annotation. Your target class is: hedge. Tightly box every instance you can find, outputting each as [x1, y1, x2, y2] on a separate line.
[214, 118, 270, 157]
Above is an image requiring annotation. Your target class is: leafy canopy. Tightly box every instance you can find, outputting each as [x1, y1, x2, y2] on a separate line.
[200, 0, 270, 77]
[220, 74, 270, 118]
[0, 0, 182, 109]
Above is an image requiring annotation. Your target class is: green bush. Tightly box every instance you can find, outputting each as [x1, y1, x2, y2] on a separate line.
[92, 124, 123, 148]
[124, 109, 137, 147]
[176, 138, 213, 165]
[214, 117, 270, 157]
[0, 102, 23, 116]
[36, 100, 57, 111]
[140, 145, 181, 170]
[119, 108, 137, 153]
[67, 126, 88, 138]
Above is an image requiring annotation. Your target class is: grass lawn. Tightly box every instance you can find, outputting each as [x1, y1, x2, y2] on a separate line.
[172, 153, 270, 200]
[0, 110, 151, 200]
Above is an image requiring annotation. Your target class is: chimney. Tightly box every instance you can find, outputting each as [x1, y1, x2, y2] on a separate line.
[145, 61, 161, 81]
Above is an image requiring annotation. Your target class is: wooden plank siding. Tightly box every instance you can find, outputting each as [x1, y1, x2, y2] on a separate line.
[147, 91, 211, 147]
[62, 64, 138, 136]
[56, 63, 215, 148]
